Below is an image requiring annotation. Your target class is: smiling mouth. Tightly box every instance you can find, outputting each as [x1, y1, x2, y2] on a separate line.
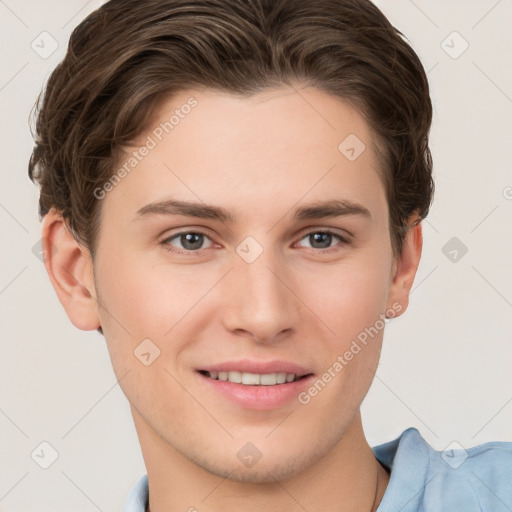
[198, 370, 312, 386]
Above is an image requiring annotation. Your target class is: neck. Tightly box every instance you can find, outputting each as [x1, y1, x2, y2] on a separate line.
[132, 407, 390, 512]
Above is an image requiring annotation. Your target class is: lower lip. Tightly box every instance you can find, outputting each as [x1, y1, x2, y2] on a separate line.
[198, 372, 315, 410]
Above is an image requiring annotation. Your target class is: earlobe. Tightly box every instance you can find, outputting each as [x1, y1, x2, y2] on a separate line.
[386, 216, 423, 316]
[41, 209, 101, 331]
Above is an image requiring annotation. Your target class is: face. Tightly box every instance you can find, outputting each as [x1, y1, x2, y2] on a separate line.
[72, 85, 415, 482]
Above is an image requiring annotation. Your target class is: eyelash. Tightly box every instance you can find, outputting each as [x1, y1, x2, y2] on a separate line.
[161, 229, 350, 255]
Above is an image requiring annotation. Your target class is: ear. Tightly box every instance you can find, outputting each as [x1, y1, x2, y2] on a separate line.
[386, 215, 423, 317]
[40, 208, 101, 331]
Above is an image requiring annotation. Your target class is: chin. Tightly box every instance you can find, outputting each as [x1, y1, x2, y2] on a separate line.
[191, 447, 319, 484]
[206, 461, 304, 484]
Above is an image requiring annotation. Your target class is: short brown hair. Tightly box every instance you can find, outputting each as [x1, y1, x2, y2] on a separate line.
[28, 0, 434, 259]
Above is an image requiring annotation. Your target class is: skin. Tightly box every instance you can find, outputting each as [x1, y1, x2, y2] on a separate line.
[42, 84, 422, 511]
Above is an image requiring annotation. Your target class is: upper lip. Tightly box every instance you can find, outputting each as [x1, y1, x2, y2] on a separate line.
[199, 359, 313, 377]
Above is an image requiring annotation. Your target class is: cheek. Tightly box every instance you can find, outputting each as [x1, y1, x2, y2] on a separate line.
[295, 262, 390, 422]
[94, 253, 203, 415]
[96, 251, 199, 336]
[298, 257, 392, 344]
[95, 249, 221, 381]
[294, 250, 392, 410]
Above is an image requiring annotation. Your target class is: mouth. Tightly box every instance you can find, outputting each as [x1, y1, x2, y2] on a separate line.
[196, 360, 315, 410]
[198, 370, 312, 386]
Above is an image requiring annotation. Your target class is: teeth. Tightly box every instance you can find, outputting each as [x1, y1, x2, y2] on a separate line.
[242, 372, 261, 385]
[260, 374, 276, 385]
[207, 371, 298, 385]
[228, 371, 242, 383]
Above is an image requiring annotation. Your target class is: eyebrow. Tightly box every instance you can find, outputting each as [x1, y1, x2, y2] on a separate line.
[134, 198, 371, 223]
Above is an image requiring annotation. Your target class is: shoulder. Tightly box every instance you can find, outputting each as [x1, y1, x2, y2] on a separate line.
[373, 427, 512, 512]
[122, 474, 148, 512]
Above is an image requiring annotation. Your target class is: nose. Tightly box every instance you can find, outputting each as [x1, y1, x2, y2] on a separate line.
[221, 243, 300, 344]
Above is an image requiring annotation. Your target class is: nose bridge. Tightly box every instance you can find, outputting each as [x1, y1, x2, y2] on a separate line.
[221, 239, 298, 341]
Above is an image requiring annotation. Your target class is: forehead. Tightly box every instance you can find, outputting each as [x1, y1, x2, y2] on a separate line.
[163, 84, 375, 149]
[101, 84, 387, 228]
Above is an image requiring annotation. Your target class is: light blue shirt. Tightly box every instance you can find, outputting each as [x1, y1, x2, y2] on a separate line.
[123, 427, 512, 511]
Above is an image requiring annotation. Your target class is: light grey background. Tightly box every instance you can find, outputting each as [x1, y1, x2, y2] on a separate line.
[1, 0, 511, 510]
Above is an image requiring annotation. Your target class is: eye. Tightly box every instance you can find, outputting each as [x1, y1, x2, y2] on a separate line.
[294, 230, 349, 252]
[161, 228, 350, 255]
[162, 230, 215, 254]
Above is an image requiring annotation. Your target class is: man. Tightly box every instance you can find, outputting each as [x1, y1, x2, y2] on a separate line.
[28, 0, 511, 510]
